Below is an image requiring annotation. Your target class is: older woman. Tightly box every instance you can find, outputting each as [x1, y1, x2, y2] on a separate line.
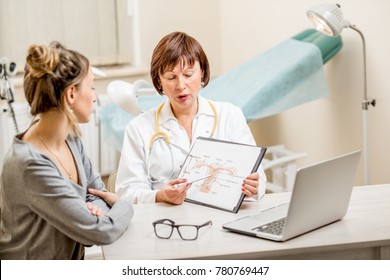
[116, 31, 266, 205]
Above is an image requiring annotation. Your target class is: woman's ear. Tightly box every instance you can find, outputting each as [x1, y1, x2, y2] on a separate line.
[65, 85, 77, 110]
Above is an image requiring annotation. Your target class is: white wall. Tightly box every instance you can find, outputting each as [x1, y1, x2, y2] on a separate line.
[219, 0, 390, 186]
[138, 0, 222, 77]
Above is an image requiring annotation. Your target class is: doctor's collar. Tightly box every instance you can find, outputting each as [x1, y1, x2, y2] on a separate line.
[158, 96, 214, 126]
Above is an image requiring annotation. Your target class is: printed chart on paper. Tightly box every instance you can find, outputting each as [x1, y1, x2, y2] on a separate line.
[179, 138, 265, 211]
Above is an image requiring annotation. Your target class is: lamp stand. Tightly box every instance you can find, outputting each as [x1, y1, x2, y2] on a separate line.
[350, 25, 376, 185]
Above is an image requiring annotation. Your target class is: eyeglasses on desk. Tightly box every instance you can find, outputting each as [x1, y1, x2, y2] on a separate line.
[152, 218, 212, 241]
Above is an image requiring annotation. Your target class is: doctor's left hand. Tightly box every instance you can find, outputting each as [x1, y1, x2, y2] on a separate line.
[155, 178, 191, 205]
[242, 172, 259, 198]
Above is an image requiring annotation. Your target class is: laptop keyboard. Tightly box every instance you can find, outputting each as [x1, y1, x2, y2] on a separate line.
[252, 217, 286, 236]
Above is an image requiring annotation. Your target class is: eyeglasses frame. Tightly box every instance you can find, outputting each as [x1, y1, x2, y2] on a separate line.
[152, 218, 212, 240]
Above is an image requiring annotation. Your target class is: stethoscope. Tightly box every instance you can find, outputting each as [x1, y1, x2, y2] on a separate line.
[147, 100, 218, 183]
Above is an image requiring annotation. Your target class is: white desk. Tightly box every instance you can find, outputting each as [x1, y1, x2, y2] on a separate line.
[102, 184, 390, 260]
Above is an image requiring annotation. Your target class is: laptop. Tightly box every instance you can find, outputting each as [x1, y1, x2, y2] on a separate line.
[222, 151, 361, 241]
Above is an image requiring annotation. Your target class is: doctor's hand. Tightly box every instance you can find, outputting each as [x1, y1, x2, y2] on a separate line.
[242, 172, 259, 198]
[156, 178, 191, 205]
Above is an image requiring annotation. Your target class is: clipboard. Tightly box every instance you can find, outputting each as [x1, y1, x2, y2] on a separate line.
[178, 137, 267, 213]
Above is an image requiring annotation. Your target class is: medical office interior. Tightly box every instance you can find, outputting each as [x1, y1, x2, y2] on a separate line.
[1, 0, 389, 260]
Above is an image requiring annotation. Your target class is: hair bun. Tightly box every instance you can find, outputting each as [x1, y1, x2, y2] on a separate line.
[26, 44, 59, 78]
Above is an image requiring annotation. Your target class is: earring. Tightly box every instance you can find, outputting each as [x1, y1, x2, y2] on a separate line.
[158, 85, 165, 95]
[201, 81, 205, 87]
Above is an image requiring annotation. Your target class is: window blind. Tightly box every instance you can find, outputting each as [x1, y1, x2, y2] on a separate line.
[0, 0, 133, 70]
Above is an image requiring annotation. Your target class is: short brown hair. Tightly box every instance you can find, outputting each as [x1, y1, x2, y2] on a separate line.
[150, 32, 210, 95]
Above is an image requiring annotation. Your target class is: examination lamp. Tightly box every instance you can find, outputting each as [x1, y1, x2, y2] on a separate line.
[307, 3, 376, 184]
[107, 79, 158, 116]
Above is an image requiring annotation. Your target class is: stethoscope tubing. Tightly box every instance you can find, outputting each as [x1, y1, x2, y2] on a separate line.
[147, 100, 218, 183]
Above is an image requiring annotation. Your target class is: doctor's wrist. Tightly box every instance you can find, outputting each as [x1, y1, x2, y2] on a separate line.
[155, 189, 165, 203]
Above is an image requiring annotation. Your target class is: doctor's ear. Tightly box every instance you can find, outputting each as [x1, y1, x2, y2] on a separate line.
[157, 80, 164, 94]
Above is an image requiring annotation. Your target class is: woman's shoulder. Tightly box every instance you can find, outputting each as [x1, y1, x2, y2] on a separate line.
[2, 136, 50, 175]
[8, 136, 42, 162]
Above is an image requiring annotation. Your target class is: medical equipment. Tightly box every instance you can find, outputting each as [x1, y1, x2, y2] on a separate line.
[150, 100, 218, 147]
[107, 79, 159, 116]
[307, 3, 375, 185]
[202, 34, 330, 121]
[261, 145, 306, 192]
[0, 56, 18, 133]
[147, 100, 218, 183]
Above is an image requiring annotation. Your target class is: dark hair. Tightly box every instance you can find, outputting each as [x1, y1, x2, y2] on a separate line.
[23, 41, 89, 136]
[150, 31, 210, 95]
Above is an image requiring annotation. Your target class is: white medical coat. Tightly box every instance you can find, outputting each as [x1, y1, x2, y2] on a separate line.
[116, 95, 266, 204]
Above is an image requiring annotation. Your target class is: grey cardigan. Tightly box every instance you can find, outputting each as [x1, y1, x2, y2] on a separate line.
[0, 133, 133, 259]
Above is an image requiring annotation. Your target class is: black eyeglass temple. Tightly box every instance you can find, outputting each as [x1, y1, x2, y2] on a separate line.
[198, 220, 212, 228]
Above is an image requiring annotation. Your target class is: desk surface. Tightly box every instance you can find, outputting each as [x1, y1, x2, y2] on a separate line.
[102, 184, 390, 260]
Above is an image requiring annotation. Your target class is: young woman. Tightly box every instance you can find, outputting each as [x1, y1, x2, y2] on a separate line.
[0, 42, 133, 259]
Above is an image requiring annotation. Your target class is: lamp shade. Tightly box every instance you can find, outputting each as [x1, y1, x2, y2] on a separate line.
[307, 4, 350, 36]
[107, 80, 141, 116]
[107, 79, 157, 116]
